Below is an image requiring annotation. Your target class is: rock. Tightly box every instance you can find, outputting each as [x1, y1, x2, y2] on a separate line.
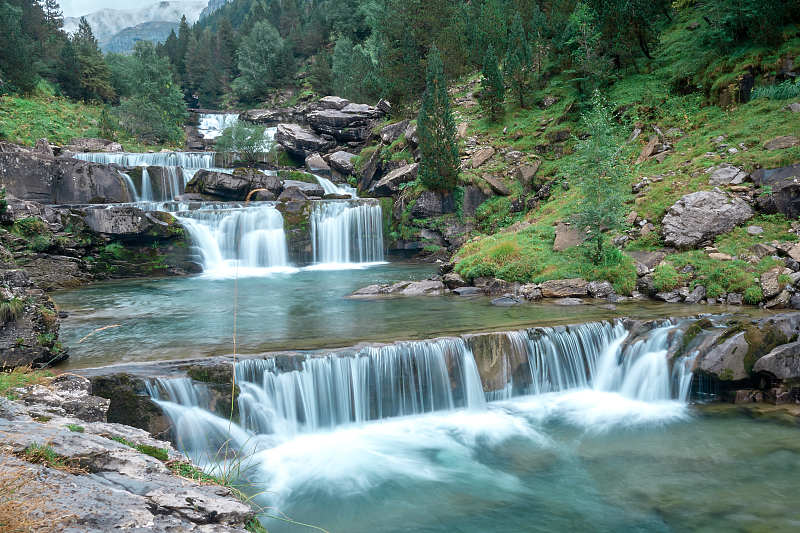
[275, 123, 335, 158]
[708, 252, 733, 261]
[281, 179, 324, 197]
[34, 138, 54, 157]
[751, 242, 777, 259]
[83, 206, 181, 240]
[752, 164, 800, 218]
[553, 222, 586, 252]
[317, 95, 351, 110]
[370, 163, 419, 196]
[765, 289, 792, 309]
[327, 151, 357, 175]
[462, 186, 488, 217]
[350, 279, 446, 297]
[520, 284, 542, 300]
[698, 331, 750, 381]
[457, 122, 469, 138]
[540, 278, 588, 298]
[626, 250, 666, 272]
[305, 152, 331, 177]
[64, 137, 122, 152]
[587, 281, 615, 299]
[185, 169, 252, 200]
[684, 285, 706, 304]
[491, 294, 522, 306]
[787, 102, 800, 113]
[553, 297, 583, 305]
[442, 271, 467, 289]
[377, 99, 392, 115]
[482, 174, 510, 196]
[707, 164, 748, 185]
[411, 190, 455, 218]
[655, 290, 683, 303]
[515, 161, 541, 190]
[636, 136, 659, 163]
[747, 225, 764, 235]
[453, 286, 482, 296]
[0, 150, 133, 204]
[661, 191, 753, 249]
[761, 267, 786, 299]
[727, 293, 743, 305]
[405, 122, 419, 147]
[307, 104, 381, 142]
[471, 147, 495, 168]
[763, 135, 799, 150]
[474, 277, 519, 295]
[381, 120, 409, 144]
[754, 342, 800, 379]
[278, 186, 310, 203]
[357, 144, 383, 192]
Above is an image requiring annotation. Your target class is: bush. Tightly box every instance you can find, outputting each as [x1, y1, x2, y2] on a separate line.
[751, 79, 800, 100]
[743, 286, 763, 305]
[653, 263, 683, 292]
[215, 122, 268, 165]
[0, 298, 25, 322]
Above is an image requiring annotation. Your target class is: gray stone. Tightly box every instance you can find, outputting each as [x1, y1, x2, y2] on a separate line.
[327, 151, 357, 175]
[305, 152, 331, 177]
[411, 190, 455, 218]
[520, 284, 542, 300]
[655, 290, 683, 303]
[405, 122, 419, 147]
[34, 138, 54, 157]
[240, 107, 306, 125]
[275, 123, 335, 158]
[761, 267, 786, 299]
[317, 96, 351, 110]
[381, 120, 409, 144]
[462, 186, 488, 217]
[350, 279, 446, 298]
[727, 293, 743, 305]
[553, 297, 583, 306]
[698, 331, 750, 381]
[491, 294, 523, 306]
[442, 271, 468, 289]
[540, 278, 588, 298]
[707, 164, 748, 185]
[515, 162, 541, 189]
[472, 147, 495, 168]
[753, 341, 800, 379]
[553, 222, 586, 252]
[281, 180, 324, 197]
[307, 104, 381, 142]
[185, 170, 251, 200]
[684, 285, 707, 304]
[83, 206, 180, 239]
[453, 286, 482, 296]
[764, 135, 799, 150]
[278, 186, 310, 203]
[752, 164, 800, 218]
[64, 137, 123, 152]
[370, 163, 419, 196]
[482, 174, 510, 196]
[587, 281, 615, 299]
[747, 225, 764, 235]
[661, 191, 753, 249]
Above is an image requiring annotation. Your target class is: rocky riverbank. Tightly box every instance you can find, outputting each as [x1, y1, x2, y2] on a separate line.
[0, 373, 258, 532]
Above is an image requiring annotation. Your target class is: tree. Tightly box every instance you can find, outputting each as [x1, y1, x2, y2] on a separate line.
[571, 90, 629, 261]
[215, 121, 268, 164]
[42, 0, 62, 30]
[479, 0, 509, 58]
[504, 12, 532, 108]
[565, 2, 611, 96]
[480, 45, 504, 121]
[0, 2, 39, 93]
[332, 36, 378, 102]
[72, 17, 114, 102]
[417, 47, 460, 193]
[232, 20, 290, 102]
[116, 42, 187, 143]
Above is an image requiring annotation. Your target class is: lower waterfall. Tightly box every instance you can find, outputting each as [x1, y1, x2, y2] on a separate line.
[310, 200, 385, 266]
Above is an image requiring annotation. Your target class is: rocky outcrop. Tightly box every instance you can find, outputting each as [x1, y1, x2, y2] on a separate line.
[752, 164, 800, 218]
[0, 147, 133, 204]
[753, 342, 800, 380]
[305, 152, 331, 177]
[327, 151, 357, 175]
[411, 191, 456, 218]
[0, 374, 255, 532]
[661, 191, 753, 249]
[707, 164, 748, 185]
[0, 269, 63, 369]
[185, 168, 281, 201]
[83, 206, 184, 240]
[350, 279, 446, 298]
[306, 104, 382, 143]
[540, 278, 589, 298]
[275, 123, 335, 158]
[370, 163, 418, 196]
[240, 107, 307, 125]
[381, 120, 409, 144]
[63, 137, 123, 153]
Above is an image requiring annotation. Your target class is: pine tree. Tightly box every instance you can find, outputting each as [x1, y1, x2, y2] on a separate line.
[417, 46, 460, 193]
[42, 0, 62, 30]
[480, 45, 505, 122]
[565, 2, 610, 95]
[504, 12, 532, 108]
[72, 17, 115, 102]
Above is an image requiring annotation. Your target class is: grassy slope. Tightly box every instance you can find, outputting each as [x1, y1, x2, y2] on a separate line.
[443, 13, 800, 301]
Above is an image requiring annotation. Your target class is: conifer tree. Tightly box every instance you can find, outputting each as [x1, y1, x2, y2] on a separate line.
[417, 46, 460, 193]
[73, 17, 115, 102]
[42, 0, 62, 30]
[480, 45, 505, 122]
[504, 12, 532, 108]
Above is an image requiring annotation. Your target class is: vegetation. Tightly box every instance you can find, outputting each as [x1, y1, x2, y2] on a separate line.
[20, 443, 77, 472]
[480, 46, 504, 122]
[111, 436, 169, 461]
[65, 424, 84, 433]
[0, 367, 52, 399]
[0, 298, 25, 323]
[215, 122, 268, 164]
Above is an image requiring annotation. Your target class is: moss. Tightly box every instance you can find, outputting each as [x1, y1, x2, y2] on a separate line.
[65, 424, 84, 433]
[111, 436, 169, 461]
[679, 318, 714, 356]
[743, 324, 789, 376]
[277, 170, 317, 183]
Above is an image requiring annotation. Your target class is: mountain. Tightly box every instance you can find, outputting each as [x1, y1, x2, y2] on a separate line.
[199, 0, 233, 19]
[100, 21, 181, 54]
[63, 1, 207, 43]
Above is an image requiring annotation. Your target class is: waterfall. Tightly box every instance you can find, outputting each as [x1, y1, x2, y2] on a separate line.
[198, 113, 240, 140]
[72, 151, 217, 168]
[116, 171, 139, 202]
[310, 200, 384, 266]
[176, 203, 293, 276]
[314, 175, 357, 198]
[139, 168, 154, 202]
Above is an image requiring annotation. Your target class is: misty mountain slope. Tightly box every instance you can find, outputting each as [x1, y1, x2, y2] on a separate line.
[63, 1, 206, 42]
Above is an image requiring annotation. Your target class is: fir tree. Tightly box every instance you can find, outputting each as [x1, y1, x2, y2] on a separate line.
[571, 90, 630, 261]
[480, 45, 505, 122]
[417, 46, 460, 193]
[72, 18, 114, 102]
[42, 0, 62, 30]
[504, 12, 532, 108]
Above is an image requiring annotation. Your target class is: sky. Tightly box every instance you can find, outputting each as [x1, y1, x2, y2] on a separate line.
[60, 1, 188, 17]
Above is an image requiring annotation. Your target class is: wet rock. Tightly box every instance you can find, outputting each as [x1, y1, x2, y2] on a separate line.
[684, 285, 707, 304]
[465, 332, 530, 393]
[370, 163, 419, 196]
[327, 151, 357, 175]
[350, 279, 446, 298]
[305, 152, 331, 177]
[474, 277, 519, 295]
[83, 206, 181, 240]
[754, 342, 800, 380]
[553, 222, 586, 252]
[491, 294, 523, 306]
[275, 123, 335, 158]
[763, 135, 799, 150]
[553, 297, 583, 305]
[442, 271, 468, 290]
[281, 180, 324, 197]
[661, 191, 753, 249]
[752, 164, 800, 218]
[185, 170, 252, 200]
[707, 164, 748, 185]
[381, 120, 409, 144]
[90, 374, 169, 436]
[453, 286, 482, 296]
[698, 331, 750, 381]
[761, 267, 787, 299]
[727, 293, 743, 306]
[540, 278, 588, 298]
[587, 281, 615, 299]
[655, 290, 683, 303]
[64, 137, 122, 152]
[278, 186, 310, 203]
[520, 284, 542, 300]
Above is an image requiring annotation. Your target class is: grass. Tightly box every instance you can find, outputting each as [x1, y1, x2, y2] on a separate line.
[0, 368, 52, 399]
[65, 424, 84, 433]
[0, 92, 180, 152]
[0, 298, 25, 322]
[19, 443, 80, 473]
[0, 459, 72, 532]
[111, 436, 169, 461]
[751, 78, 800, 100]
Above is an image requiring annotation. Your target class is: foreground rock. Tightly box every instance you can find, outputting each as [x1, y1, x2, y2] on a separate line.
[275, 123, 335, 158]
[0, 374, 255, 532]
[350, 279, 446, 298]
[661, 191, 753, 249]
[83, 206, 184, 240]
[185, 168, 281, 201]
[753, 164, 800, 218]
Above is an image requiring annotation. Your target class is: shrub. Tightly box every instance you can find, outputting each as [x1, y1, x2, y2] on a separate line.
[653, 263, 682, 292]
[0, 298, 25, 322]
[751, 78, 800, 100]
[215, 122, 268, 165]
[743, 286, 763, 304]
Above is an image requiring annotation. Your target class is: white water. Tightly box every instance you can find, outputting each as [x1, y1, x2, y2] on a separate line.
[175, 204, 295, 278]
[314, 175, 357, 198]
[310, 200, 385, 266]
[116, 171, 139, 202]
[198, 113, 239, 140]
[72, 151, 217, 168]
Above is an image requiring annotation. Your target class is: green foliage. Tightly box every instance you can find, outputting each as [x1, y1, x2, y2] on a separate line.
[504, 13, 532, 108]
[0, 187, 6, 214]
[115, 42, 187, 144]
[332, 37, 379, 103]
[743, 286, 764, 305]
[22, 443, 72, 470]
[233, 20, 292, 102]
[215, 122, 268, 164]
[112, 436, 169, 461]
[751, 78, 800, 100]
[0, 298, 25, 323]
[480, 45, 505, 121]
[0, 368, 52, 398]
[65, 424, 84, 433]
[565, 2, 610, 95]
[0, 1, 39, 93]
[570, 91, 629, 260]
[417, 47, 460, 193]
[70, 18, 115, 102]
[653, 263, 683, 292]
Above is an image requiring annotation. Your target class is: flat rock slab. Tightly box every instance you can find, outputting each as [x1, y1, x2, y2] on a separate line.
[661, 191, 753, 249]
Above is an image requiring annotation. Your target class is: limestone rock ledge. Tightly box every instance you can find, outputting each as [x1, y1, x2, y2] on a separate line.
[0, 374, 256, 532]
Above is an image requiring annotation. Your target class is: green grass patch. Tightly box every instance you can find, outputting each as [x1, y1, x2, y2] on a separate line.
[65, 424, 84, 433]
[0, 368, 52, 399]
[111, 436, 169, 461]
[20, 443, 75, 471]
[0, 298, 25, 323]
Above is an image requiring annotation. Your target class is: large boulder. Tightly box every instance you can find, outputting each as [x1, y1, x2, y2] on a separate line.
[0, 149, 133, 204]
[305, 152, 331, 177]
[462, 186, 489, 217]
[697, 331, 750, 381]
[240, 107, 305, 125]
[381, 120, 409, 144]
[540, 278, 588, 298]
[315, 96, 351, 110]
[411, 191, 456, 218]
[707, 164, 748, 185]
[307, 103, 383, 143]
[281, 180, 324, 197]
[327, 151, 357, 175]
[661, 191, 753, 249]
[370, 163, 419, 196]
[185, 170, 251, 200]
[275, 123, 335, 158]
[63, 137, 122, 153]
[350, 279, 446, 298]
[753, 342, 800, 380]
[553, 223, 586, 252]
[752, 164, 800, 218]
[83, 206, 182, 240]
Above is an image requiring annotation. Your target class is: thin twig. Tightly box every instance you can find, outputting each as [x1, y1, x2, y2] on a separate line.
[78, 324, 121, 343]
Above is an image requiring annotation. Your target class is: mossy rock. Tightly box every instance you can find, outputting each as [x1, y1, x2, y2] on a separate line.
[277, 170, 317, 183]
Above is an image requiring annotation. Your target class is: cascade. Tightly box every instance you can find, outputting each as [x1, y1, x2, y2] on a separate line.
[310, 200, 385, 266]
[198, 113, 239, 140]
[314, 175, 357, 198]
[116, 171, 139, 202]
[175, 203, 293, 276]
[72, 151, 217, 168]
[139, 168, 154, 202]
